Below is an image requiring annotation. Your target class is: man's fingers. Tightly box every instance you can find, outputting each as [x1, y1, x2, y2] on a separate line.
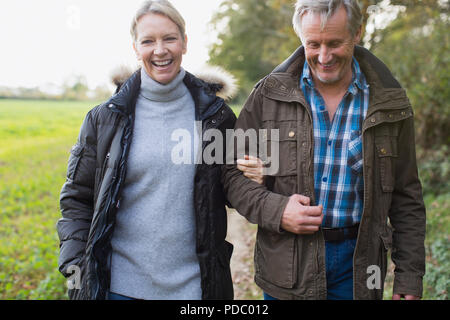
[303, 204, 323, 216]
[301, 215, 323, 226]
[291, 194, 311, 206]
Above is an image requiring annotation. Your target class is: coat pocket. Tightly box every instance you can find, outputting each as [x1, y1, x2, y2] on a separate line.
[255, 230, 297, 288]
[375, 136, 398, 192]
[262, 121, 297, 177]
[67, 143, 84, 181]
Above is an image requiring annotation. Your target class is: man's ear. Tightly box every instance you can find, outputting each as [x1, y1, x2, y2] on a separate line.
[354, 25, 362, 44]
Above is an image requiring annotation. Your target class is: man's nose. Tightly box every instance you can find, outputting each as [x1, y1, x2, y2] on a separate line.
[318, 45, 332, 65]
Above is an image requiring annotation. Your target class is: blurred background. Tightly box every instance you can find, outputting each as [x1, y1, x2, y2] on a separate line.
[0, 0, 448, 299]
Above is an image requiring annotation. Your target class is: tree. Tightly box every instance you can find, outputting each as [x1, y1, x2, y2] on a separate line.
[208, 0, 299, 102]
[371, 0, 449, 150]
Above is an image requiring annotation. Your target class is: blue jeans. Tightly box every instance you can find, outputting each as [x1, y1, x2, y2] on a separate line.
[107, 291, 136, 300]
[264, 238, 356, 300]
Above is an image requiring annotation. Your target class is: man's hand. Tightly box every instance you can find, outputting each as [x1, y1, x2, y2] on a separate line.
[281, 194, 323, 234]
[392, 294, 421, 300]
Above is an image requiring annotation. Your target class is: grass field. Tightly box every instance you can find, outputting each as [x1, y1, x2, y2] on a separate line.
[0, 99, 93, 299]
[0, 99, 447, 300]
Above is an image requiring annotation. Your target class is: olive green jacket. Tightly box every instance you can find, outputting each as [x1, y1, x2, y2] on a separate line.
[222, 46, 426, 299]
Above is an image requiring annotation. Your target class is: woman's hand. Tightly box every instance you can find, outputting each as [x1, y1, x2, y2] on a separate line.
[236, 155, 265, 185]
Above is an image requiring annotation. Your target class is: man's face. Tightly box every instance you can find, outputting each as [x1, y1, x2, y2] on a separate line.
[300, 6, 361, 87]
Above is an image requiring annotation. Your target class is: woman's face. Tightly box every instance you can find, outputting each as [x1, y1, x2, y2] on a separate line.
[133, 13, 187, 84]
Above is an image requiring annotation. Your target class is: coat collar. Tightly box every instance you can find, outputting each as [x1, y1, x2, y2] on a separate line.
[105, 68, 224, 121]
[263, 46, 411, 116]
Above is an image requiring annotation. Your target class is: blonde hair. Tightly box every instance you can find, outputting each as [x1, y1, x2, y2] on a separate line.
[131, 0, 186, 42]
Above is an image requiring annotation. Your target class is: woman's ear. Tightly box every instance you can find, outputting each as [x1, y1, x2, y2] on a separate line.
[182, 34, 188, 54]
[133, 41, 141, 60]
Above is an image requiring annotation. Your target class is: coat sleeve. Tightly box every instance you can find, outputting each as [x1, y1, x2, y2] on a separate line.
[221, 84, 290, 233]
[389, 115, 426, 297]
[57, 110, 97, 277]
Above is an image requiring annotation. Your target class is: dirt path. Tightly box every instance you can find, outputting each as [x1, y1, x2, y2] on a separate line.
[226, 209, 262, 300]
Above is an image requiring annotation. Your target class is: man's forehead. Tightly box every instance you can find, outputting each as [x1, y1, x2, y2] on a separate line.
[301, 7, 349, 34]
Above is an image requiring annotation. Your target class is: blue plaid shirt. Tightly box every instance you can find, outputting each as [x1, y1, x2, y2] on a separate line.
[301, 57, 370, 228]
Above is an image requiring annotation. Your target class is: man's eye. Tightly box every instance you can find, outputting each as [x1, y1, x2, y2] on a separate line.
[329, 41, 341, 48]
[141, 40, 153, 44]
[165, 37, 177, 41]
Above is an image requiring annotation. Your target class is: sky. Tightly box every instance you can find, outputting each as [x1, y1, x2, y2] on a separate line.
[0, 0, 224, 91]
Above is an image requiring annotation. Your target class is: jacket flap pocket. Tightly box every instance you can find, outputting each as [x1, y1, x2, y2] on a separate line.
[379, 227, 393, 251]
[375, 136, 398, 158]
[265, 122, 297, 142]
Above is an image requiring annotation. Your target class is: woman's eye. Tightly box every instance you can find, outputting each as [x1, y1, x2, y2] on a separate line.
[141, 40, 153, 44]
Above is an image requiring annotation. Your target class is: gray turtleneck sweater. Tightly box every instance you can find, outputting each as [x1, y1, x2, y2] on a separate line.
[110, 68, 202, 300]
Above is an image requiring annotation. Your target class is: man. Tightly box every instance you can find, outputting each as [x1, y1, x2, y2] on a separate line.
[223, 0, 426, 300]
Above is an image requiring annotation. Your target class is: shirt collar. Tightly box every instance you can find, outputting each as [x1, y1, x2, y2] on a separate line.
[301, 57, 368, 95]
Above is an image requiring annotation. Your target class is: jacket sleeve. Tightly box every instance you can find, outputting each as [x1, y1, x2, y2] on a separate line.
[57, 110, 97, 277]
[221, 84, 290, 233]
[389, 115, 426, 297]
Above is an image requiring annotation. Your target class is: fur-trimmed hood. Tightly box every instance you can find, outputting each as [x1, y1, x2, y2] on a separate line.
[110, 65, 238, 101]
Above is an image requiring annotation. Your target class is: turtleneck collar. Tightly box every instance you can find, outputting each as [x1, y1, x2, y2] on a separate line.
[139, 67, 187, 102]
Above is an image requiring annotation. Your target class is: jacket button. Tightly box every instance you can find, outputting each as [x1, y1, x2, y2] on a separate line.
[211, 119, 217, 124]
[289, 131, 295, 138]
[370, 118, 376, 123]
[380, 148, 387, 155]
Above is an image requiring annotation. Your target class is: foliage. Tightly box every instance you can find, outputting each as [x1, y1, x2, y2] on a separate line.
[0, 76, 112, 102]
[417, 146, 450, 196]
[371, 2, 450, 151]
[0, 99, 93, 299]
[208, 0, 300, 102]
[424, 237, 450, 300]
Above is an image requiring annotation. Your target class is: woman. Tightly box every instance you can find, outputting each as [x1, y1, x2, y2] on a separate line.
[57, 0, 261, 300]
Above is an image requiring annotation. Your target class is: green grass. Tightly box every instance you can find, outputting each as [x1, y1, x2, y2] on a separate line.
[0, 99, 94, 299]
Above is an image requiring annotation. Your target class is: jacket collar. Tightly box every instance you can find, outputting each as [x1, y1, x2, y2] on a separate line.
[264, 46, 410, 116]
[105, 68, 223, 121]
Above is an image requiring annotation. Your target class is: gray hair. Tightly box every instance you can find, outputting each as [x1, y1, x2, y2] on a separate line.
[131, 0, 186, 42]
[292, 0, 363, 38]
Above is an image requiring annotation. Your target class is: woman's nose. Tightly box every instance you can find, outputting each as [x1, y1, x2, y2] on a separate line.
[154, 41, 167, 56]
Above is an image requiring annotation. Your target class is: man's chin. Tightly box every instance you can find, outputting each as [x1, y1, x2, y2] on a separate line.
[316, 73, 342, 85]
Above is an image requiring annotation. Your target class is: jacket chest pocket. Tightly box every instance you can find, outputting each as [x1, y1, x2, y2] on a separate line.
[262, 120, 297, 177]
[375, 134, 398, 192]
